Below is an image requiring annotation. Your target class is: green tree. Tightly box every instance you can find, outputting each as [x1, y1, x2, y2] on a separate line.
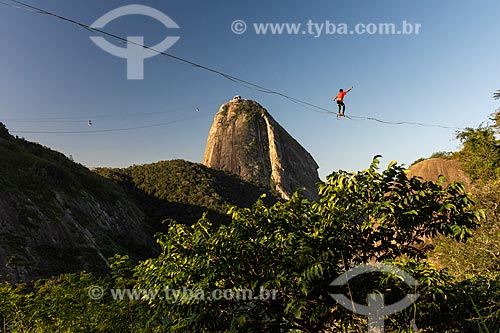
[411, 151, 451, 166]
[429, 104, 500, 331]
[433, 109, 500, 279]
[454, 125, 500, 181]
[133, 157, 481, 332]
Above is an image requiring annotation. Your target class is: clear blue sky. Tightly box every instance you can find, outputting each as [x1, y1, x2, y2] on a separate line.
[1, 0, 499, 178]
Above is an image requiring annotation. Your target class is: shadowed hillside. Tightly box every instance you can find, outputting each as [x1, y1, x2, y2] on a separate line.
[0, 122, 278, 282]
[0, 123, 155, 282]
[94, 160, 278, 227]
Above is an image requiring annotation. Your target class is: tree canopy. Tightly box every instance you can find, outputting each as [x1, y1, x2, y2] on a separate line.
[2, 156, 498, 332]
[130, 157, 481, 332]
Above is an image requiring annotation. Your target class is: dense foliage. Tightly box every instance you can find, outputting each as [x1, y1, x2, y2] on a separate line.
[1, 157, 491, 332]
[432, 110, 500, 280]
[131, 157, 481, 332]
[3, 96, 500, 331]
[411, 151, 452, 166]
[0, 124, 122, 200]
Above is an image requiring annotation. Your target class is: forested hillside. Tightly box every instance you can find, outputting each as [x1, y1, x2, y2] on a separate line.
[94, 160, 278, 227]
[0, 123, 155, 282]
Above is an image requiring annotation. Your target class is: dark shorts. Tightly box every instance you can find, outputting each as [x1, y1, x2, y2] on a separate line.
[337, 100, 345, 105]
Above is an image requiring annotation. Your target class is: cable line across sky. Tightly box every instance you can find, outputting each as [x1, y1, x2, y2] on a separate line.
[1, 0, 466, 134]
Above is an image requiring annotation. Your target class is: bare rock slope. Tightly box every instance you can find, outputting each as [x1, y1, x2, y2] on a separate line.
[203, 99, 321, 200]
[409, 158, 471, 189]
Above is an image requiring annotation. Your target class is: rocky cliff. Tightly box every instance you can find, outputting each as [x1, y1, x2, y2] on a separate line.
[0, 121, 280, 282]
[203, 98, 321, 200]
[0, 124, 155, 282]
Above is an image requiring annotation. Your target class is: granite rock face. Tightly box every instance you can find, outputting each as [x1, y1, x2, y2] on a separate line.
[203, 99, 320, 200]
[0, 124, 155, 282]
[409, 158, 471, 189]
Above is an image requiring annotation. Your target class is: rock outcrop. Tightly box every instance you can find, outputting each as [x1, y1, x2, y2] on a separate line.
[408, 158, 473, 252]
[409, 158, 471, 189]
[0, 125, 155, 282]
[0, 120, 282, 282]
[203, 98, 321, 200]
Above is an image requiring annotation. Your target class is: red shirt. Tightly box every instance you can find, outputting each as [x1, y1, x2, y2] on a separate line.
[336, 91, 348, 101]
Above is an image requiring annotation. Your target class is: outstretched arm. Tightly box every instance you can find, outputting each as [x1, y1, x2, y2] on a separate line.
[346, 86, 353, 93]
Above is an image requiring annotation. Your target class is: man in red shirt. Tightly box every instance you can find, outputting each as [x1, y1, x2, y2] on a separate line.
[333, 86, 353, 116]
